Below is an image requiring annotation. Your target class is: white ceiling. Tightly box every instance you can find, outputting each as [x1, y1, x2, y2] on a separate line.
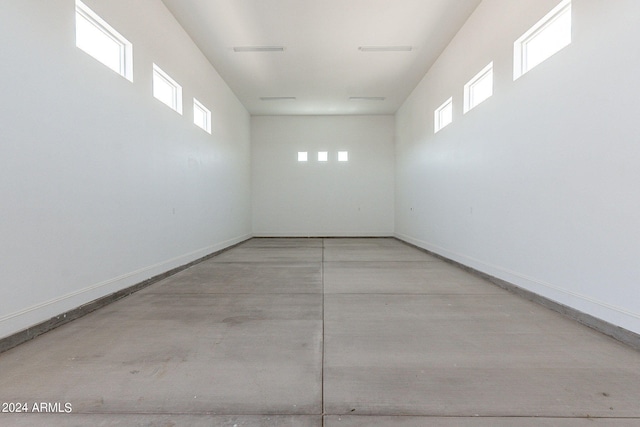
[160, 0, 482, 115]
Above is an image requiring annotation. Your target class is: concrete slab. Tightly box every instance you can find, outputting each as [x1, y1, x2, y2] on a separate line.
[211, 247, 323, 263]
[241, 238, 324, 248]
[141, 261, 322, 295]
[324, 294, 640, 417]
[0, 414, 322, 427]
[323, 245, 438, 262]
[324, 261, 501, 294]
[323, 238, 402, 247]
[325, 293, 639, 360]
[2, 237, 640, 425]
[324, 416, 640, 426]
[0, 293, 323, 415]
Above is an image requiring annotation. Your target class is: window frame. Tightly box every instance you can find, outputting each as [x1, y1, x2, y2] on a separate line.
[434, 97, 453, 133]
[464, 62, 493, 114]
[152, 64, 183, 114]
[75, 0, 133, 81]
[513, 0, 572, 80]
[193, 98, 211, 134]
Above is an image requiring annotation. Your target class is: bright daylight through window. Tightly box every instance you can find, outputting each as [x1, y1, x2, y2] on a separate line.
[514, 0, 572, 79]
[153, 64, 182, 114]
[464, 62, 493, 113]
[75, 0, 133, 81]
[193, 99, 211, 134]
[434, 97, 453, 133]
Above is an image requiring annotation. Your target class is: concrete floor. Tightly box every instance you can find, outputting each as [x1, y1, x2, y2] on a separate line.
[1, 238, 640, 426]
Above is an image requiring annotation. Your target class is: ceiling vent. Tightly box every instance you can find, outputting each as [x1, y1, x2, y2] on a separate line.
[233, 46, 285, 52]
[260, 97, 296, 101]
[349, 96, 386, 101]
[358, 46, 413, 52]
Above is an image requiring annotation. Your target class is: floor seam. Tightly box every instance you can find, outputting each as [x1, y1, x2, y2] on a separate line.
[321, 237, 326, 419]
[321, 292, 504, 296]
[44, 410, 640, 418]
[142, 292, 324, 296]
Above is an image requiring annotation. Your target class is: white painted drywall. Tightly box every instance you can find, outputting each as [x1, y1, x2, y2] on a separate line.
[252, 115, 395, 236]
[395, 0, 640, 334]
[0, 0, 251, 339]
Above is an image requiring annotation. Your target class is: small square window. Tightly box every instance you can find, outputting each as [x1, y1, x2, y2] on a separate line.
[298, 152, 308, 162]
[75, 0, 133, 81]
[464, 62, 493, 113]
[514, 0, 571, 80]
[193, 98, 211, 134]
[153, 64, 182, 114]
[318, 151, 328, 162]
[434, 97, 453, 133]
[338, 151, 349, 162]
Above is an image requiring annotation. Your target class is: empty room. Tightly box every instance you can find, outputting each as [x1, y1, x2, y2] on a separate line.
[1, 0, 639, 426]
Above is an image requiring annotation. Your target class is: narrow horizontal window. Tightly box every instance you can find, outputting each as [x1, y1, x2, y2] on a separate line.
[75, 0, 133, 81]
[298, 152, 308, 162]
[434, 97, 453, 133]
[153, 64, 182, 114]
[514, 0, 571, 80]
[338, 151, 349, 162]
[193, 98, 211, 134]
[318, 151, 328, 162]
[464, 62, 493, 113]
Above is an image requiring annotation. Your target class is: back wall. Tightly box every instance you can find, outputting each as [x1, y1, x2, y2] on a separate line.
[252, 115, 394, 236]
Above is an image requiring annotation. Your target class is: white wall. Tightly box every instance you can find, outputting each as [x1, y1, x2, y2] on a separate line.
[395, 0, 640, 334]
[252, 115, 394, 236]
[0, 0, 251, 339]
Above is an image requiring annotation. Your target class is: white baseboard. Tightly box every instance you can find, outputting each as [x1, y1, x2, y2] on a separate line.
[252, 231, 394, 237]
[395, 232, 640, 335]
[0, 234, 252, 340]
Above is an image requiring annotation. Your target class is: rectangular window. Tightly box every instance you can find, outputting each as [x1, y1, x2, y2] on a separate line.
[75, 0, 133, 81]
[464, 62, 493, 113]
[338, 151, 349, 162]
[153, 64, 182, 114]
[298, 152, 308, 162]
[193, 99, 211, 133]
[318, 151, 328, 162]
[514, 0, 571, 80]
[434, 97, 453, 133]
